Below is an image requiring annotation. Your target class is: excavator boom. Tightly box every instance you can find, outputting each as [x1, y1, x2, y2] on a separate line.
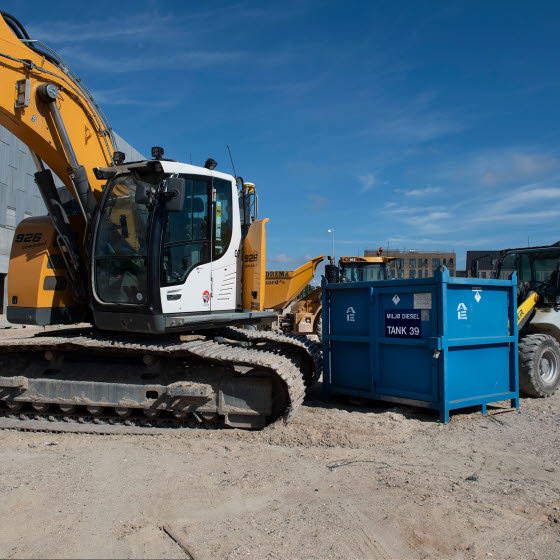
[0, 12, 115, 196]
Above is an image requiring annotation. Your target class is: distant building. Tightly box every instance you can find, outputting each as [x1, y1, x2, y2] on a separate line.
[465, 251, 502, 279]
[365, 248, 457, 278]
[0, 126, 144, 313]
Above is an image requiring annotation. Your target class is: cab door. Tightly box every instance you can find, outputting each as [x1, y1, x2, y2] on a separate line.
[160, 177, 213, 314]
[210, 177, 239, 312]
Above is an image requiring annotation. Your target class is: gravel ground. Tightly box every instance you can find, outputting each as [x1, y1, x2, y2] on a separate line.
[0, 325, 559, 559]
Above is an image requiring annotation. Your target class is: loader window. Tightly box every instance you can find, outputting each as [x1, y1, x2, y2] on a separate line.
[341, 263, 386, 282]
[162, 178, 210, 286]
[497, 254, 516, 280]
[94, 176, 149, 305]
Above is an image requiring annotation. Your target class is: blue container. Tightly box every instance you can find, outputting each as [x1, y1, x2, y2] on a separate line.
[322, 267, 519, 422]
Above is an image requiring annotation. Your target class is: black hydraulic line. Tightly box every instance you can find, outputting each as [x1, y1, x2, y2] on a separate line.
[68, 165, 97, 221]
[0, 11, 30, 40]
[0, 11, 59, 66]
[34, 169, 89, 303]
[37, 83, 96, 224]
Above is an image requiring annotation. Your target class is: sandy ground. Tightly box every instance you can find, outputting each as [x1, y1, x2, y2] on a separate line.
[0, 326, 559, 559]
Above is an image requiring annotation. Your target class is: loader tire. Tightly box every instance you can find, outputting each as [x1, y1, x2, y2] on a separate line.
[518, 334, 560, 397]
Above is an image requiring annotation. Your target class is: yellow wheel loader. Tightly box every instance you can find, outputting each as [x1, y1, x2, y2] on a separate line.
[495, 243, 560, 397]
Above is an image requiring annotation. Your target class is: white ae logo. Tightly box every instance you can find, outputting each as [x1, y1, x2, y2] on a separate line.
[457, 303, 467, 320]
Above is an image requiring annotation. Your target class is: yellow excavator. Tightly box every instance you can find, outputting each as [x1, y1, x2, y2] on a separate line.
[495, 243, 560, 397]
[0, 12, 321, 431]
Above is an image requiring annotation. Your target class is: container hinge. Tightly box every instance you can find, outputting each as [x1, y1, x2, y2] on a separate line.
[428, 337, 444, 351]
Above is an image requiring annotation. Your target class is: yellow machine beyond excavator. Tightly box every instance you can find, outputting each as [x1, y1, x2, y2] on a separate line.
[266, 254, 396, 338]
[495, 243, 560, 397]
[0, 12, 321, 431]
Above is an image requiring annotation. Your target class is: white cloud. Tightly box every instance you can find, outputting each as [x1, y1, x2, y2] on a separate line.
[307, 193, 330, 211]
[358, 172, 377, 192]
[396, 186, 442, 196]
[440, 148, 560, 187]
[473, 182, 560, 224]
[269, 253, 297, 264]
[375, 114, 463, 143]
[60, 46, 245, 74]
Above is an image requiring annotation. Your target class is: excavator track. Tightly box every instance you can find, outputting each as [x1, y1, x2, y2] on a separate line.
[214, 327, 323, 387]
[0, 327, 318, 435]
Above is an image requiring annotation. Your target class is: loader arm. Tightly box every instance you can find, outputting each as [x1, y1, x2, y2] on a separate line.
[517, 292, 539, 330]
[0, 12, 116, 198]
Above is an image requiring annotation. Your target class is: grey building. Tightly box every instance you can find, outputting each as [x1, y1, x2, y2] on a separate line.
[0, 126, 143, 313]
[365, 248, 457, 278]
[465, 251, 502, 279]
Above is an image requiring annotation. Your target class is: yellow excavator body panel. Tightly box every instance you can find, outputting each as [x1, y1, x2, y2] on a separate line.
[242, 218, 269, 311]
[7, 215, 84, 324]
[264, 255, 325, 311]
[0, 16, 115, 197]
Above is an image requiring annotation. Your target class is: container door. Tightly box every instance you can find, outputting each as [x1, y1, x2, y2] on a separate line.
[325, 285, 374, 394]
[375, 285, 439, 402]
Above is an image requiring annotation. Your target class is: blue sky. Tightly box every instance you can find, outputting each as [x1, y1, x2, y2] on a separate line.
[7, 0, 560, 271]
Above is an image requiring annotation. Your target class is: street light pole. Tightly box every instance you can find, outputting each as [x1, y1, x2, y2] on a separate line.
[327, 228, 335, 260]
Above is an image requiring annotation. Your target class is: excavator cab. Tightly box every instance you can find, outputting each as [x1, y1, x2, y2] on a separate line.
[90, 162, 272, 333]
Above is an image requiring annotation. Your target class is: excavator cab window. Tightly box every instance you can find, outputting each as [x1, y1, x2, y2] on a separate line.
[162, 177, 210, 286]
[94, 176, 150, 304]
[213, 178, 233, 260]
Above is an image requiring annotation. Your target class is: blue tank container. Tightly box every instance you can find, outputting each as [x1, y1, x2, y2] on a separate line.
[322, 267, 519, 422]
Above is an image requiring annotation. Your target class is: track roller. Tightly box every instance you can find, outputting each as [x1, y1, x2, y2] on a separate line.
[6, 401, 23, 411]
[87, 406, 104, 416]
[59, 405, 77, 414]
[32, 403, 49, 413]
[115, 407, 131, 418]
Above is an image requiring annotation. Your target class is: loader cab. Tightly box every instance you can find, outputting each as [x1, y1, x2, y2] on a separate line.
[338, 256, 392, 282]
[496, 246, 560, 307]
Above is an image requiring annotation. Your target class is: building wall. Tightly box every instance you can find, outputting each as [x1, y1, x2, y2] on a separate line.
[365, 249, 457, 278]
[0, 126, 144, 312]
[465, 251, 501, 279]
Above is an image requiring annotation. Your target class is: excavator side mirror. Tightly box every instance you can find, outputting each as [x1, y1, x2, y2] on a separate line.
[165, 178, 186, 212]
[135, 181, 152, 206]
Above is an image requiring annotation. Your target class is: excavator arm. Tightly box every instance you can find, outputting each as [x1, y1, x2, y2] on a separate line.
[0, 12, 116, 199]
